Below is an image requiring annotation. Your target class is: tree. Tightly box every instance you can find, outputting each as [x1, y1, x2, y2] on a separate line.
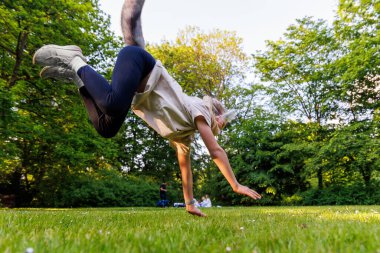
[253, 17, 342, 189]
[253, 17, 341, 124]
[0, 0, 124, 206]
[333, 0, 380, 122]
[148, 26, 250, 102]
[306, 122, 380, 187]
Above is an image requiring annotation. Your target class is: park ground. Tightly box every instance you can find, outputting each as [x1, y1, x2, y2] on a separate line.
[0, 206, 379, 253]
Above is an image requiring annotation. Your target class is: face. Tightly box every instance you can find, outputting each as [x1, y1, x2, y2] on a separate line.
[216, 116, 226, 130]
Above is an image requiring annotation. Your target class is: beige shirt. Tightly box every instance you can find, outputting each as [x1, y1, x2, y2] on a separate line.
[131, 60, 213, 152]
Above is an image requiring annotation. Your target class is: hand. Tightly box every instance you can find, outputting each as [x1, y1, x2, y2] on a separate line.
[186, 205, 207, 217]
[233, 184, 261, 200]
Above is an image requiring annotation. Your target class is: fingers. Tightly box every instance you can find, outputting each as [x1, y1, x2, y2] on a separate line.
[251, 191, 262, 199]
[246, 190, 259, 199]
[248, 188, 261, 199]
[239, 185, 262, 200]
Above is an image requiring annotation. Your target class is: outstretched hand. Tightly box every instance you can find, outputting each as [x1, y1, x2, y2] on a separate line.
[234, 184, 261, 200]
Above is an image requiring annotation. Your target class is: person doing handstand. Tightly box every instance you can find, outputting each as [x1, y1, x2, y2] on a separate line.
[32, 0, 261, 217]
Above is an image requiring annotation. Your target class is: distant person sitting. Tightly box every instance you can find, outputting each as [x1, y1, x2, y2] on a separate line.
[194, 198, 201, 208]
[202, 195, 212, 208]
[200, 196, 205, 207]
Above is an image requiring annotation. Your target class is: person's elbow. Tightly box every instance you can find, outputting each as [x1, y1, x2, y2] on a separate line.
[208, 145, 225, 159]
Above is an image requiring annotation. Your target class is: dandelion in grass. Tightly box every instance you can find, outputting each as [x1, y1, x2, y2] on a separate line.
[25, 248, 34, 253]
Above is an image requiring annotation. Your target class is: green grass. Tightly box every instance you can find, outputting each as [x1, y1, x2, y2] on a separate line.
[0, 206, 379, 253]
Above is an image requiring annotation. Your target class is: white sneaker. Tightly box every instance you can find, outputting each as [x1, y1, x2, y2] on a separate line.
[33, 45, 87, 69]
[40, 66, 84, 88]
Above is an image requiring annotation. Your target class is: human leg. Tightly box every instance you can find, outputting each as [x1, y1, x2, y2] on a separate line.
[77, 46, 155, 116]
[78, 87, 128, 138]
[75, 46, 155, 137]
[33, 45, 155, 138]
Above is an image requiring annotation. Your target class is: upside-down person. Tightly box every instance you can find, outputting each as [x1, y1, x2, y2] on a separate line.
[32, 0, 261, 217]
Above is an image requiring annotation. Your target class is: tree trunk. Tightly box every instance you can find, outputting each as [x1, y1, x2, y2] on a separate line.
[360, 167, 371, 187]
[317, 168, 323, 189]
[9, 31, 29, 88]
[10, 167, 23, 206]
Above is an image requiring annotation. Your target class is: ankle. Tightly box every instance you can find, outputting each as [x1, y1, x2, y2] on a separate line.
[70, 56, 87, 73]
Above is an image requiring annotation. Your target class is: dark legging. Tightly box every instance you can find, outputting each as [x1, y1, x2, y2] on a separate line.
[77, 46, 156, 138]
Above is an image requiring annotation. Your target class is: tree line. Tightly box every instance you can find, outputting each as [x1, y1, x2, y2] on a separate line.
[0, 0, 379, 207]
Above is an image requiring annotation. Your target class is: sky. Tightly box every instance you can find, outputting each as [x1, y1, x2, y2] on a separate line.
[98, 0, 339, 54]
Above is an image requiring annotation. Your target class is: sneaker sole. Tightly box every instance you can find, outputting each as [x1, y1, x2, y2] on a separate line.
[32, 45, 84, 65]
[39, 66, 74, 83]
[39, 66, 56, 78]
[39, 66, 49, 78]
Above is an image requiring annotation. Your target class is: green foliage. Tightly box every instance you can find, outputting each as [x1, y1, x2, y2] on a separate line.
[207, 108, 281, 205]
[0, 79, 17, 164]
[1, 0, 380, 207]
[148, 26, 250, 102]
[122, 115, 179, 179]
[305, 121, 380, 188]
[333, 0, 380, 120]
[0, 0, 124, 206]
[34, 168, 179, 207]
[298, 181, 380, 205]
[253, 17, 340, 123]
[234, 0, 380, 206]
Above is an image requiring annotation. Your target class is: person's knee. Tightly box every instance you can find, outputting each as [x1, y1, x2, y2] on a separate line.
[100, 95, 132, 117]
[94, 120, 121, 138]
[101, 103, 123, 117]
[119, 46, 155, 71]
[96, 128, 118, 138]
[119, 45, 145, 58]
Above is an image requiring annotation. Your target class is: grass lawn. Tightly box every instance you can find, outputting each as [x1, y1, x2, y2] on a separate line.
[0, 206, 379, 253]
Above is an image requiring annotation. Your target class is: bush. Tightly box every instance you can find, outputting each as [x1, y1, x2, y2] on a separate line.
[290, 181, 380, 205]
[35, 169, 163, 207]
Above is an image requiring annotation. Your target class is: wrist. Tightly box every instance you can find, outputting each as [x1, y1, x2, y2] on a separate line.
[232, 183, 240, 192]
[186, 199, 196, 205]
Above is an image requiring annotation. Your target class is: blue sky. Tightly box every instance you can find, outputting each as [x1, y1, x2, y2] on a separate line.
[99, 0, 338, 53]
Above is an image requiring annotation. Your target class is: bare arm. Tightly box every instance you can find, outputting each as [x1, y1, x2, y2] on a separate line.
[195, 117, 261, 200]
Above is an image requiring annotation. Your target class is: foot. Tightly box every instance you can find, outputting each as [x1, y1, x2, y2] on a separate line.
[121, 0, 146, 48]
[40, 66, 84, 88]
[186, 205, 206, 217]
[33, 45, 86, 68]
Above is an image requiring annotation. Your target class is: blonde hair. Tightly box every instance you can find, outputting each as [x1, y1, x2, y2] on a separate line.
[204, 96, 237, 131]
[210, 97, 225, 116]
[210, 97, 237, 123]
